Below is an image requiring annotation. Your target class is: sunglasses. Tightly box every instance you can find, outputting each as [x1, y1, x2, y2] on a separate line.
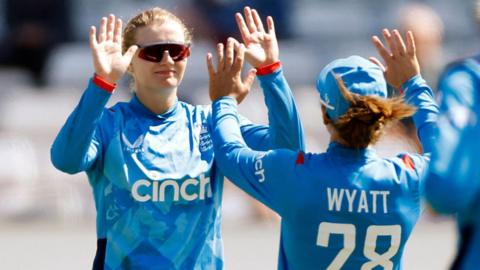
[137, 42, 190, 62]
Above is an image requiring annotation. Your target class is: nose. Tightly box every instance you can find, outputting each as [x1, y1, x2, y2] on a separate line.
[159, 50, 174, 64]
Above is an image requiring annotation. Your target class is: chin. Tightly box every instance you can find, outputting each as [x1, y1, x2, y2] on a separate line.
[155, 78, 179, 89]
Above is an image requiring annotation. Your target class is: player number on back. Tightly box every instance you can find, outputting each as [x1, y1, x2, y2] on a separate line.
[316, 222, 401, 270]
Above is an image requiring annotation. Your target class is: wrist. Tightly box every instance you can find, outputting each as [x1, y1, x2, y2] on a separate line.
[93, 73, 117, 93]
[400, 74, 423, 93]
[213, 95, 237, 104]
[256, 61, 281, 76]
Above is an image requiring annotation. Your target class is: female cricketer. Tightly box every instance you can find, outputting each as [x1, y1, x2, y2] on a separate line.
[209, 29, 438, 269]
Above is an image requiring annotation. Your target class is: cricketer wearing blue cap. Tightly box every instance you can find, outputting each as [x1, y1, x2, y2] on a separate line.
[210, 29, 439, 269]
[424, 55, 480, 269]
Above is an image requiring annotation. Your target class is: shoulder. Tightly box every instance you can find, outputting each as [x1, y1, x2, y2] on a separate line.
[440, 56, 480, 89]
[387, 153, 428, 180]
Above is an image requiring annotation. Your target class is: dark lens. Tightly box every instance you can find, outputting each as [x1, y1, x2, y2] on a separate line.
[139, 43, 189, 62]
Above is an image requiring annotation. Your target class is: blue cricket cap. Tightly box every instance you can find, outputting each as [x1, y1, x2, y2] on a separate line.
[316, 55, 387, 121]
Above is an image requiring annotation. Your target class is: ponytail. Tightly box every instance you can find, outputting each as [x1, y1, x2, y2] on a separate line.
[331, 77, 416, 149]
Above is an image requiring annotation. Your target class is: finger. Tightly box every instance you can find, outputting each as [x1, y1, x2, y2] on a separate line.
[113, 18, 123, 43]
[233, 43, 245, 74]
[99, 17, 107, 43]
[236, 13, 251, 42]
[244, 6, 258, 33]
[89, 26, 98, 49]
[225, 38, 235, 70]
[371, 35, 391, 61]
[229, 37, 241, 47]
[406, 30, 416, 56]
[216, 43, 224, 71]
[252, 9, 265, 33]
[266, 16, 276, 38]
[368, 57, 386, 72]
[382, 29, 399, 57]
[243, 68, 257, 91]
[106, 14, 115, 41]
[123, 45, 138, 62]
[392, 29, 407, 56]
[206, 53, 216, 79]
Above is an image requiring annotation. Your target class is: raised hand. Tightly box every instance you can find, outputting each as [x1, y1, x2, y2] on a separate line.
[235, 6, 279, 67]
[90, 14, 138, 84]
[370, 29, 420, 90]
[207, 38, 257, 104]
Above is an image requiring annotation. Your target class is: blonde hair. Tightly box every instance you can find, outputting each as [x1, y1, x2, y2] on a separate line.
[122, 7, 193, 53]
[330, 78, 416, 149]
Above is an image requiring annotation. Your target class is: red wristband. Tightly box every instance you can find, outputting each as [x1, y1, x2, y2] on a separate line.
[256, 61, 281, 76]
[93, 74, 117, 93]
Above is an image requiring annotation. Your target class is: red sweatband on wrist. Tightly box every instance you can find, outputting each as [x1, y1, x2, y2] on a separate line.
[256, 61, 281, 76]
[93, 74, 117, 93]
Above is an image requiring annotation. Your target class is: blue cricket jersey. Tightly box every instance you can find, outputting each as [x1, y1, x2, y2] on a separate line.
[50, 68, 304, 270]
[212, 75, 438, 270]
[424, 57, 480, 270]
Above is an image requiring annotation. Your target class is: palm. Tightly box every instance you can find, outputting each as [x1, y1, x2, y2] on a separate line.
[236, 7, 279, 67]
[90, 15, 138, 84]
[371, 29, 420, 89]
[93, 42, 126, 79]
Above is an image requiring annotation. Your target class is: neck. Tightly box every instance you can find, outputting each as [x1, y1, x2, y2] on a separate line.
[326, 123, 352, 147]
[330, 134, 349, 146]
[136, 85, 178, 115]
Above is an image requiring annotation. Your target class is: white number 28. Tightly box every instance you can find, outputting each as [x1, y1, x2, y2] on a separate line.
[316, 222, 401, 270]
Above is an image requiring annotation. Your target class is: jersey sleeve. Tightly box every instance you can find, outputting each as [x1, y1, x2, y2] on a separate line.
[238, 67, 305, 152]
[401, 74, 439, 155]
[50, 78, 111, 174]
[424, 66, 480, 213]
[212, 96, 299, 215]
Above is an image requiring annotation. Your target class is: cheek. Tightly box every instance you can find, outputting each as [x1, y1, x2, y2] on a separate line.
[175, 61, 187, 77]
[130, 60, 151, 79]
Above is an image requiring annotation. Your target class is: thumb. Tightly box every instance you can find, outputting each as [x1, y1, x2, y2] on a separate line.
[243, 68, 257, 89]
[369, 57, 386, 72]
[124, 45, 139, 62]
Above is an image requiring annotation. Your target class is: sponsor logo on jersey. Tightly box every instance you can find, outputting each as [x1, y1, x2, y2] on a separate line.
[122, 133, 145, 153]
[131, 174, 213, 202]
[255, 153, 266, 183]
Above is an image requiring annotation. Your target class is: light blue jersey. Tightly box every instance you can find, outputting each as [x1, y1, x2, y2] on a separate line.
[424, 57, 480, 270]
[51, 68, 304, 270]
[212, 75, 438, 269]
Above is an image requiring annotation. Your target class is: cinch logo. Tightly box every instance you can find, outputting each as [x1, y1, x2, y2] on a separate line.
[131, 174, 213, 202]
[254, 153, 266, 183]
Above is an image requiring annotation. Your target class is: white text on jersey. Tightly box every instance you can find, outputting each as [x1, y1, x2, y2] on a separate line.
[131, 174, 213, 202]
[255, 154, 266, 183]
[327, 187, 390, 214]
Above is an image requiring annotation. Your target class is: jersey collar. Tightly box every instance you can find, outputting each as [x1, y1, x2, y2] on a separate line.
[326, 142, 377, 160]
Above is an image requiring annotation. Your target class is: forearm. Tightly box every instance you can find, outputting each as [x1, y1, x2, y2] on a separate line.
[401, 75, 439, 154]
[51, 78, 111, 173]
[257, 65, 305, 151]
[212, 97, 276, 204]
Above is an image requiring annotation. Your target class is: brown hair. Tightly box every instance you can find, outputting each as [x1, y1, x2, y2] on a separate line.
[329, 77, 416, 149]
[122, 7, 193, 53]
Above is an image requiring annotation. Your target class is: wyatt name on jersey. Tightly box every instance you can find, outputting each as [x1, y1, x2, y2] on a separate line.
[327, 187, 390, 214]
